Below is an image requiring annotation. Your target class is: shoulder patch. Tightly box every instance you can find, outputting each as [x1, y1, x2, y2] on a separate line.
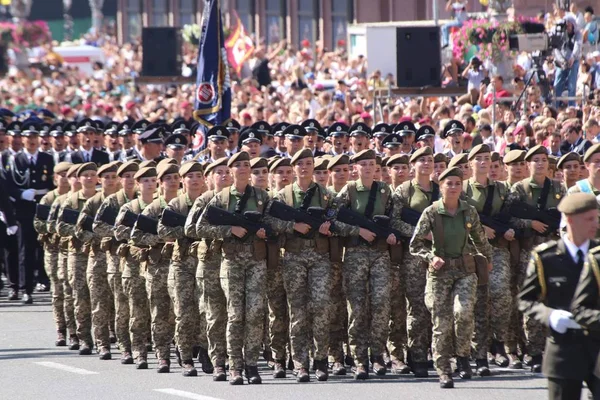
[534, 240, 558, 253]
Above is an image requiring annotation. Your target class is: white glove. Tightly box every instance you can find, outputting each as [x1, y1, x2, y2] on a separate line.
[21, 189, 36, 201]
[549, 309, 581, 334]
[6, 225, 18, 236]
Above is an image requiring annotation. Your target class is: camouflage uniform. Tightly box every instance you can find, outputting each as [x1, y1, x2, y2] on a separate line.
[197, 185, 271, 370]
[336, 180, 392, 369]
[158, 193, 206, 363]
[410, 200, 492, 377]
[131, 196, 176, 362]
[93, 190, 136, 353]
[115, 199, 151, 360]
[265, 182, 356, 370]
[34, 189, 66, 336]
[57, 191, 96, 349]
[189, 191, 227, 367]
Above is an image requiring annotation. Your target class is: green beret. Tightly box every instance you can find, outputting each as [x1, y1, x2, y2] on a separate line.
[290, 148, 314, 165]
[314, 157, 328, 171]
[250, 157, 268, 169]
[468, 144, 491, 161]
[157, 158, 179, 169]
[157, 163, 180, 180]
[267, 156, 281, 170]
[117, 160, 139, 177]
[270, 157, 291, 172]
[139, 160, 157, 169]
[77, 162, 97, 177]
[548, 155, 558, 169]
[381, 156, 390, 166]
[409, 146, 433, 163]
[227, 151, 250, 167]
[67, 164, 80, 178]
[327, 154, 350, 170]
[433, 153, 448, 164]
[179, 161, 204, 176]
[204, 157, 228, 176]
[134, 167, 157, 180]
[447, 153, 468, 168]
[524, 145, 548, 162]
[386, 154, 409, 167]
[438, 166, 463, 181]
[491, 152, 501, 163]
[584, 143, 600, 162]
[97, 161, 119, 176]
[557, 152, 581, 169]
[558, 192, 598, 215]
[351, 149, 376, 163]
[503, 150, 525, 164]
[54, 162, 72, 174]
[375, 155, 382, 166]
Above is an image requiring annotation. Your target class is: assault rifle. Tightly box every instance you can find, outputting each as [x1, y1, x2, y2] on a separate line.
[509, 203, 561, 236]
[336, 206, 408, 241]
[205, 206, 273, 238]
[161, 208, 187, 228]
[267, 201, 333, 239]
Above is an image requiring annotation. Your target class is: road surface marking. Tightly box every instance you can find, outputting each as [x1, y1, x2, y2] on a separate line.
[34, 361, 99, 375]
[154, 388, 223, 400]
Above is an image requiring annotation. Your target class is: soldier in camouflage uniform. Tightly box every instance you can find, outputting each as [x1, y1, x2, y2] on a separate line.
[197, 151, 272, 385]
[33, 161, 72, 346]
[158, 161, 210, 377]
[56, 162, 99, 355]
[75, 161, 120, 360]
[410, 166, 493, 389]
[187, 157, 230, 381]
[115, 166, 156, 369]
[130, 162, 180, 373]
[336, 149, 396, 380]
[93, 160, 139, 364]
[390, 147, 439, 377]
[265, 148, 355, 382]
[47, 164, 81, 350]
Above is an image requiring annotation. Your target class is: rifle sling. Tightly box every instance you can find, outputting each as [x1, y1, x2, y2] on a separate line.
[430, 182, 440, 204]
[235, 185, 252, 214]
[299, 184, 318, 211]
[364, 182, 379, 219]
[537, 178, 551, 211]
[482, 184, 495, 216]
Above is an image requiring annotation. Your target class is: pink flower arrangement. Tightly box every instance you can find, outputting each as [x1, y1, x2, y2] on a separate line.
[0, 20, 51, 51]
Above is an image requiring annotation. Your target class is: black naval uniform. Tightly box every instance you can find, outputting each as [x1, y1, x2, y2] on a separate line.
[5, 150, 55, 296]
[519, 239, 600, 400]
[69, 148, 109, 166]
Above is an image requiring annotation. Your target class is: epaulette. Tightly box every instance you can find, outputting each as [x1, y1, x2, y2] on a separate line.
[533, 240, 558, 254]
[589, 245, 600, 255]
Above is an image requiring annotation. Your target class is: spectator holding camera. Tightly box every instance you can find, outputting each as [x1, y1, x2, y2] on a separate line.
[553, 14, 583, 107]
[458, 56, 487, 105]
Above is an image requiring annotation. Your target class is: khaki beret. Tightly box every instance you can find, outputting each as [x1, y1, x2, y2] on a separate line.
[157, 163, 180, 180]
[447, 153, 468, 168]
[134, 167, 157, 180]
[433, 153, 448, 164]
[227, 151, 250, 167]
[250, 157, 268, 169]
[97, 161, 119, 176]
[314, 157, 328, 171]
[77, 162, 97, 177]
[468, 144, 491, 161]
[290, 148, 314, 165]
[557, 152, 581, 169]
[139, 160, 157, 169]
[381, 156, 390, 167]
[491, 152, 501, 163]
[267, 156, 281, 170]
[386, 154, 409, 167]
[117, 160, 139, 177]
[204, 157, 228, 176]
[375, 155, 382, 166]
[270, 157, 291, 172]
[54, 162, 72, 174]
[410, 146, 433, 163]
[157, 158, 179, 169]
[503, 150, 525, 165]
[438, 166, 463, 181]
[548, 155, 558, 170]
[558, 192, 598, 215]
[524, 145, 548, 161]
[327, 154, 350, 170]
[351, 149, 376, 163]
[584, 143, 600, 162]
[67, 164, 80, 178]
[179, 161, 203, 176]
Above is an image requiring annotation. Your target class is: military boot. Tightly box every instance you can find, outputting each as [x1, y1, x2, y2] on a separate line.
[182, 360, 198, 377]
[68, 335, 80, 351]
[332, 362, 346, 375]
[213, 365, 227, 381]
[531, 355, 542, 373]
[78, 343, 92, 356]
[412, 362, 429, 378]
[121, 350, 134, 365]
[197, 346, 214, 374]
[391, 358, 411, 374]
[352, 363, 369, 380]
[55, 330, 67, 346]
[245, 366, 262, 384]
[98, 347, 111, 360]
[493, 341, 509, 367]
[439, 374, 454, 389]
[456, 357, 473, 379]
[475, 358, 490, 376]
[508, 353, 523, 369]
[157, 359, 170, 373]
[229, 369, 243, 385]
[136, 356, 148, 369]
[372, 355, 387, 376]
[314, 359, 328, 381]
[273, 360, 286, 378]
[295, 367, 310, 382]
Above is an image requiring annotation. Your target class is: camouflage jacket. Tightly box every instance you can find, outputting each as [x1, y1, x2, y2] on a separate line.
[186, 190, 215, 239]
[336, 180, 393, 238]
[389, 180, 439, 239]
[130, 196, 168, 248]
[158, 193, 195, 260]
[75, 191, 109, 245]
[93, 189, 137, 240]
[504, 177, 566, 230]
[47, 192, 70, 235]
[34, 189, 61, 235]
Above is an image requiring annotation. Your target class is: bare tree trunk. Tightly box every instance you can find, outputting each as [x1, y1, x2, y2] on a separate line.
[63, 0, 73, 41]
[89, 0, 105, 33]
[10, 0, 33, 22]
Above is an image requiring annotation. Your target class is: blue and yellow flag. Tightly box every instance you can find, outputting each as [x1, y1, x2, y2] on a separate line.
[193, 0, 231, 149]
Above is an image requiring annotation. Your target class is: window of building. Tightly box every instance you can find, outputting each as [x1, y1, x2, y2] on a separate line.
[179, 0, 195, 26]
[126, 0, 142, 41]
[152, 0, 168, 27]
[237, 0, 254, 35]
[265, 0, 284, 45]
[298, 0, 317, 48]
[332, 0, 349, 48]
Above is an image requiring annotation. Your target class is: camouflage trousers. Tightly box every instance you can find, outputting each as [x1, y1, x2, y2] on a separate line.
[388, 262, 407, 362]
[87, 249, 113, 350]
[57, 249, 76, 335]
[220, 247, 266, 370]
[107, 251, 130, 352]
[168, 255, 205, 362]
[198, 252, 227, 367]
[343, 246, 391, 366]
[472, 246, 512, 359]
[506, 248, 528, 354]
[121, 253, 151, 359]
[425, 266, 477, 376]
[146, 259, 175, 361]
[328, 261, 347, 364]
[282, 247, 331, 369]
[43, 244, 65, 333]
[266, 250, 288, 362]
[403, 253, 432, 363]
[68, 252, 93, 347]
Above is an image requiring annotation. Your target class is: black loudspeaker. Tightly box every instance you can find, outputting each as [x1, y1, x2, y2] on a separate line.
[396, 27, 441, 88]
[142, 27, 182, 77]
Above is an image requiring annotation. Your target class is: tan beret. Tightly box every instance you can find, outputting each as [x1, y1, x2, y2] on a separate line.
[157, 163, 180, 180]
[410, 146, 433, 163]
[139, 160, 157, 169]
[270, 157, 292, 172]
[227, 151, 250, 167]
[179, 161, 203, 176]
[314, 157, 328, 171]
[386, 154, 409, 167]
[77, 162, 97, 177]
[548, 155, 558, 170]
[584, 143, 600, 162]
[375, 155, 382, 166]
[468, 144, 491, 161]
[67, 164, 80, 178]
[290, 148, 314, 165]
[54, 162, 72, 174]
[117, 160, 139, 177]
[558, 192, 598, 215]
[351, 149, 376, 163]
[97, 161, 119, 176]
[524, 145, 548, 162]
[134, 167, 157, 180]
[503, 150, 525, 164]
[267, 156, 282, 170]
[204, 157, 228, 176]
[433, 153, 448, 164]
[491, 152, 501, 163]
[447, 153, 468, 168]
[250, 157, 268, 169]
[157, 158, 179, 169]
[438, 166, 463, 181]
[327, 154, 350, 170]
[381, 156, 390, 167]
[557, 152, 581, 169]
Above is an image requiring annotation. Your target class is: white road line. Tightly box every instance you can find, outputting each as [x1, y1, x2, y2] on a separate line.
[154, 388, 224, 400]
[34, 361, 99, 375]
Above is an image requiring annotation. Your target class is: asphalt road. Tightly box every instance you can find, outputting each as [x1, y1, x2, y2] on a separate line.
[0, 291, 579, 400]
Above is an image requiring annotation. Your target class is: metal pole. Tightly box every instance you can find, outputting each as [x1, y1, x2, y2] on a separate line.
[491, 84, 496, 127]
[433, 0, 439, 26]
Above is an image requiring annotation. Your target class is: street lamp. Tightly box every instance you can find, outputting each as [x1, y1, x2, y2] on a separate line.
[63, 0, 73, 41]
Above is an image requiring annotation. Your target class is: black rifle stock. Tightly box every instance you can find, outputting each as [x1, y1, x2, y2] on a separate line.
[135, 214, 159, 235]
[509, 203, 560, 235]
[61, 208, 80, 225]
[97, 206, 118, 226]
[268, 201, 333, 239]
[336, 207, 407, 241]
[205, 206, 272, 237]
[161, 208, 187, 228]
[400, 207, 422, 226]
[36, 203, 51, 220]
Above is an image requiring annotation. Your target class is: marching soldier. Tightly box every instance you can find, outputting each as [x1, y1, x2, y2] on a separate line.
[442, 120, 467, 158]
[198, 126, 229, 163]
[348, 123, 372, 155]
[164, 134, 188, 164]
[392, 122, 416, 155]
[68, 119, 109, 165]
[250, 157, 269, 190]
[238, 128, 262, 159]
[557, 152, 581, 191]
[327, 123, 350, 157]
[431, 153, 448, 184]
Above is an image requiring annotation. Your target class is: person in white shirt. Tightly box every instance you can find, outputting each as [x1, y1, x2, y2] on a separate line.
[442, 1, 468, 48]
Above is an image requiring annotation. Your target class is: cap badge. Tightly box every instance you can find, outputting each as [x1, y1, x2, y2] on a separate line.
[336, 126, 342, 131]
[123, 124, 128, 129]
[392, 137, 397, 143]
[404, 125, 408, 130]
[259, 124, 264, 130]
[180, 123, 185, 129]
[452, 123, 457, 128]
[294, 129, 299, 134]
[309, 122, 314, 127]
[175, 138, 181, 144]
[249, 132, 255, 138]
[85, 122, 91, 127]
[382, 127, 386, 132]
